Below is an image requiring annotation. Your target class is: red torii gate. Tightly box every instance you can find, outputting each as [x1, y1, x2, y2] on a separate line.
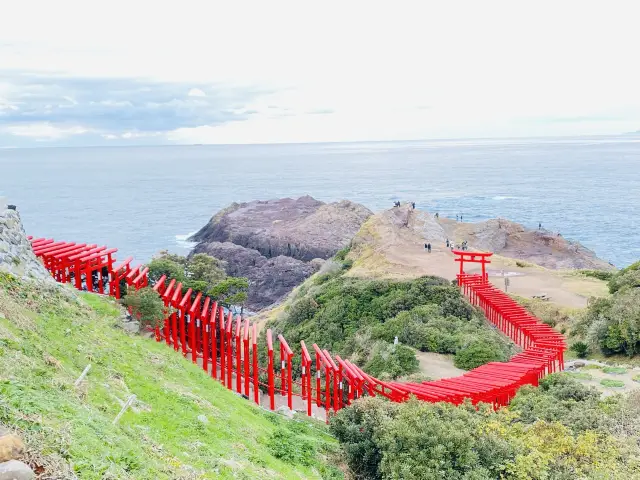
[452, 249, 492, 282]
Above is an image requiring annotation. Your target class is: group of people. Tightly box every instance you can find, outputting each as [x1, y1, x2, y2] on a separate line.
[444, 238, 468, 251]
[393, 201, 416, 209]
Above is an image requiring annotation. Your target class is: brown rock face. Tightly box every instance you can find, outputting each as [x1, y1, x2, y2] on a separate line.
[190, 196, 372, 310]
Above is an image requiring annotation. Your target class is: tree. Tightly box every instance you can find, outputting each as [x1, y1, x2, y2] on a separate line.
[121, 287, 166, 330]
[185, 253, 226, 287]
[148, 256, 185, 284]
[209, 277, 249, 310]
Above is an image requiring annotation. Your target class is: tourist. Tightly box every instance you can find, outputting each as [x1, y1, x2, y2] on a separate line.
[411, 202, 415, 209]
[456, 215, 459, 222]
[427, 243, 431, 253]
[446, 238, 450, 248]
[460, 214, 463, 222]
[435, 212, 439, 218]
[539, 222, 542, 230]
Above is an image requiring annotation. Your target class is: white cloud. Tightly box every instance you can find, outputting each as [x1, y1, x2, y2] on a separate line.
[187, 88, 206, 97]
[5, 123, 90, 139]
[2, 0, 640, 144]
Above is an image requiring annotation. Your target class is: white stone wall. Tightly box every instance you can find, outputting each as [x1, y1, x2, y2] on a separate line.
[0, 207, 55, 282]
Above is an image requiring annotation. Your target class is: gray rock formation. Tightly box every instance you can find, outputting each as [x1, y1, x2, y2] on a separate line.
[193, 241, 320, 311]
[190, 196, 372, 262]
[0, 205, 55, 283]
[431, 215, 613, 270]
[190, 196, 371, 310]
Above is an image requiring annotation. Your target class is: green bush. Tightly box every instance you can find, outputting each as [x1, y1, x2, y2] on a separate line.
[600, 379, 625, 388]
[364, 344, 419, 379]
[602, 366, 627, 374]
[121, 287, 166, 329]
[266, 428, 315, 466]
[570, 341, 590, 358]
[579, 269, 615, 281]
[608, 260, 640, 294]
[454, 340, 508, 370]
[332, 374, 640, 480]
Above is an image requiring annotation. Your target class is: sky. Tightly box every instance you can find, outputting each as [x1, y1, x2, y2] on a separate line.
[1, 0, 640, 147]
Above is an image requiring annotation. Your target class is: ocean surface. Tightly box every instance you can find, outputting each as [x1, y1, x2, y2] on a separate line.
[1, 136, 639, 267]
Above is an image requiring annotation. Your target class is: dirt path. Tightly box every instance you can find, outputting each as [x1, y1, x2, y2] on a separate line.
[415, 351, 465, 379]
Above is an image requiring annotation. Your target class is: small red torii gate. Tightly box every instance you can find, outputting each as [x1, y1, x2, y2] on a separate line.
[452, 249, 493, 283]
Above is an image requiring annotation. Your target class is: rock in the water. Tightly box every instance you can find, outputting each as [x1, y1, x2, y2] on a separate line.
[0, 434, 24, 462]
[190, 196, 372, 262]
[0, 207, 56, 283]
[190, 196, 371, 310]
[0, 460, 35, 480]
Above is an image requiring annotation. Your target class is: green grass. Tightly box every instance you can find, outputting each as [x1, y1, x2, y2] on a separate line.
[603, 366, 627, 375]
[582, 364, 603, 370]
[0, 274, 341, 479]
[600, 379, 625, 388]
[567, 372, 593, 380]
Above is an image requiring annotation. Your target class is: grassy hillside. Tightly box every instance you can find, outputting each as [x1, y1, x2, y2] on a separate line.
[0, 273, 341, 479]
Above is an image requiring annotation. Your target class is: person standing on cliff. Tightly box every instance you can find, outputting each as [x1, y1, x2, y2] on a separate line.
[427, 243, 432, 253]
[539, 222, 542, 230]
[456, 215, 459, 222]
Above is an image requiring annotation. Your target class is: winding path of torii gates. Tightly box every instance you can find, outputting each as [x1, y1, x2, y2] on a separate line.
[27, 236, 566, 419]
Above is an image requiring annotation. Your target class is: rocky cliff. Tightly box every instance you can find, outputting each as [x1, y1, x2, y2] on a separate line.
[0, 204, 54, 282]
[191, 196, 372, 310]
[190, 196, 372, 262]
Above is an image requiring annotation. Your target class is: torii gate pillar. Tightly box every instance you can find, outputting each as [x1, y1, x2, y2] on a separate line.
[453, 250, 493, 284]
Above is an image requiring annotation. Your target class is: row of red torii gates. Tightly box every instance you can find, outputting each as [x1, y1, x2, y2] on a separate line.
[27, 236, 566, 418]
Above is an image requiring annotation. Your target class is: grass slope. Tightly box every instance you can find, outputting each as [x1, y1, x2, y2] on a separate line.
[0, 274, 341, 479]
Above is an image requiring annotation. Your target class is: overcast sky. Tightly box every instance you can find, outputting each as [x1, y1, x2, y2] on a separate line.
[1, 1, 639, 147]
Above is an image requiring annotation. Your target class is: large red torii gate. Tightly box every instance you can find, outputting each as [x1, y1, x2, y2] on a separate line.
[452, 249, 492, 283]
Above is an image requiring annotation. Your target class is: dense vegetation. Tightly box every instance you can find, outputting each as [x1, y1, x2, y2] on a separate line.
[266, 256, 513, 379]
[573, 260, 640, 356]
[330, 374, 640, 479]
[0, 273, 341, 479]
[148, 252, 249, 310]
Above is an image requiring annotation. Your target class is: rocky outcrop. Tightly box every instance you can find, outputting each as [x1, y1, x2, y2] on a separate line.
[440, 218, 613, 270]
[190, 196, 372, 262]
[0, 204, 55, 283]
[192, 242, 318, 310]
[190, 196, 371, 310]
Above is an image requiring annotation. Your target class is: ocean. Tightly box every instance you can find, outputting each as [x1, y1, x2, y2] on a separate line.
[1, 135, 639, 267]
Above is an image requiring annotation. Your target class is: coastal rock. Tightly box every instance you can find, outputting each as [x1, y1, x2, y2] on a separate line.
[0, 460, 35, 480]
[192, 242, 319, 310]
[190, 196, 372, 262]
[0, 206, 55, 283]
[190, 196, 371, 310]
[440, 218, 613, 270]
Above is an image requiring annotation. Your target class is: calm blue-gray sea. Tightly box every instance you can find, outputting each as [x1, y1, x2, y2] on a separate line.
[1, 136, 639, 267]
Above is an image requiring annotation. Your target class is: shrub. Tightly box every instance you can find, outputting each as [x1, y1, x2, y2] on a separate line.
[454, 340, 508, 370]
[602, 366, 627, 374]
[600, 379, 625, 388]
[580, 269, 615, 281]
[364, 344, 419, 379]
[266, 428, 315, 466]
[608, 260, 640, 294]
[515, 260, 528, 268]
[121, 287, 166, 329]
[570, 341, 590, 358]
[633, 375, 640, 383]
